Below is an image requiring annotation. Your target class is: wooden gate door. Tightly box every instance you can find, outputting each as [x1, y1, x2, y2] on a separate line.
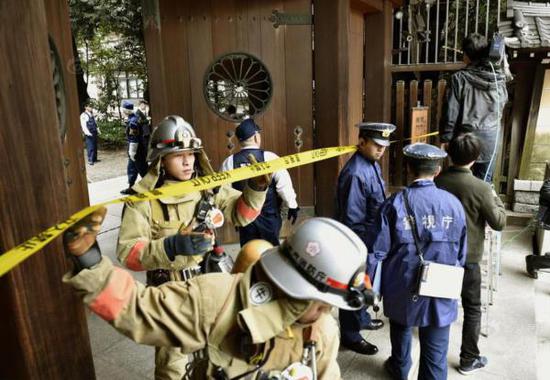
[144, 0, 314, 242]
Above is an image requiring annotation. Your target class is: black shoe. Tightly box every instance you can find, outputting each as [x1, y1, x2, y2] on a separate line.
[384, 358, 400, 379]
[363, 319, 384, 330]
[342, 339, 378, 355]
[526, 256, 539, 279]
[458, 356, 488, 375]
[120, 188, 134, 195]
[88, 162, 94, 166]
[94, 159, 101, 163]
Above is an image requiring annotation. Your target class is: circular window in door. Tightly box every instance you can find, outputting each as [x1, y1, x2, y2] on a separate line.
[203, 52, 272, 122]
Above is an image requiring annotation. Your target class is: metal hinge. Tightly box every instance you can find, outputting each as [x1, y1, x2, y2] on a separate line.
[269, 10, 312, 28]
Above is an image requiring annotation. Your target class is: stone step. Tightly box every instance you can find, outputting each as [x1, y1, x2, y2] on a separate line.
[507, 210, 535, 226]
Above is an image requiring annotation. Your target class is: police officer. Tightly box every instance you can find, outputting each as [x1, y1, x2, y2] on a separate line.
[64, 215, 379, 379]
[136, 99, 151, 155]
[368, 143, 467, 380]
[335, 122, 395, 355]
[220, 119, 300, 246]
[121, 101, 148, 195]
[80, 101, 100, 165]
[116, 115, 268, 380]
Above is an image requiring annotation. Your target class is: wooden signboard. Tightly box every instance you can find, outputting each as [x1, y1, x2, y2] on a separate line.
[410, 106, 430, 143]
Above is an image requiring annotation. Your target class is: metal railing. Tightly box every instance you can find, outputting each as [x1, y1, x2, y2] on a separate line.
[393, 0, 503, 66]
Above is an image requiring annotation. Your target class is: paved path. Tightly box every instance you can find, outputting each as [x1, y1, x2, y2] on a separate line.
[87, 177, 550, 379]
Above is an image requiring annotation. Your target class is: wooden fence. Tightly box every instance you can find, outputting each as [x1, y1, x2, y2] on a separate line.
[391, 78, 448, 186]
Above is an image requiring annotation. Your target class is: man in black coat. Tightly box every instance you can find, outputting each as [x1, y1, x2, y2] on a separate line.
[439, 33, 508, 182]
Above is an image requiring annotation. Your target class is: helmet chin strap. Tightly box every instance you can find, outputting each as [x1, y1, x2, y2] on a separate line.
[132, 158, 162, 193]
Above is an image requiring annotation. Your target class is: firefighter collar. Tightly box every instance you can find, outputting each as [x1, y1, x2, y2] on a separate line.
[156, 180, 202, 204]
[237, 267, 312, 344]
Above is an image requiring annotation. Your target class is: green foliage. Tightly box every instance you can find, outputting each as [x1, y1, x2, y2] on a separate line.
[69, 0, 147, 122]
[97, 119, 126, 148]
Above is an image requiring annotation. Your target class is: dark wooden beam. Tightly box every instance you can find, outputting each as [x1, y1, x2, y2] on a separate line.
[44, 0, 90, 213]
[391, 62, 466, 72]
[351, 0, 383, 13]
[519, 65, 547, 178]
[313, 0, 351, 217]
[365, 0, 393, 180]
[0, 0, 95, 378]
[142, 0, 169, 124]
[507, 64, 536, 201]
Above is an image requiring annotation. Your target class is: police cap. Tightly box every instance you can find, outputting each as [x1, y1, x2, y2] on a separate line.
[403, 143, 447, 160]
[356, 122, 396, 147]
[235, 119, 262, 141]
[122, 101, 134, 111]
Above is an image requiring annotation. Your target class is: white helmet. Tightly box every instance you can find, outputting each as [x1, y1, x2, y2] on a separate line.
[260, 218, 378, 310]
[147, 115, 203, 162]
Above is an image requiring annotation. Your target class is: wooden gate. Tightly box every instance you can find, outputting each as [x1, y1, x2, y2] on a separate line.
[143, 0, 313, 241]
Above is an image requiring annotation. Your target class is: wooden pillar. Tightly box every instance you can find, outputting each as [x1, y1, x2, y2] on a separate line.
[506, 65, 532, 201]
[313, 0, 351, 217]
[44, 0, 90, 212]
[0, 1, 95, 378]
[364, 0, 393, 180]
[143, 0, 169, 124]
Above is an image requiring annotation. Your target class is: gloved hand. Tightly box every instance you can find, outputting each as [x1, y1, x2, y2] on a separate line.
[128, 142, 138, 161]
[163, 232, 214, 260]
[63, 206, 107, 270]
[246, 154, 272, 191]
[287, 207, 300, 225]
[63, 206, 107, 256]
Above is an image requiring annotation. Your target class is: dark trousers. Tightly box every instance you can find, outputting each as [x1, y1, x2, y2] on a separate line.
[388, 320, 450, 380]
[239, 214, 282, 247]
[85, 135, 98, 163]
[339, 307, 372, 344]
[472, 161, 495, 183]
[127, 153, 148, 187]
[460, 263, 482, 365]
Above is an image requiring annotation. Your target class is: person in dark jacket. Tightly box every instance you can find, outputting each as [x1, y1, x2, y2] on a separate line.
[525, 177, 550, 277]
[135, 100, 151, 155]
[121, 101, 148, 195]
[538, 178, 550, 228]
[440, 33, 508, 182]
[435, 133, 506, 375]
[369, 143, 467, 380]
[335, 122, 396, 356]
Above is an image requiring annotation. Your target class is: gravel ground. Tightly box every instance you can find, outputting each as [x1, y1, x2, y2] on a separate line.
[85, 148, 128, 183]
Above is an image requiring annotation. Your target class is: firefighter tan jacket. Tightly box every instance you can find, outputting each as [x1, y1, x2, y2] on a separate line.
[63, 257, 342, 379]
[117, 181, 266, 272]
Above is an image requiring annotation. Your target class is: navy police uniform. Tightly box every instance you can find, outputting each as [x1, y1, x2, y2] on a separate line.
[80, 110, 98, 164]
[124, 101, 148, 188]
[368, 143, 467, 380]
[335, 122, 396, 352]
[221, 119, 299, 246]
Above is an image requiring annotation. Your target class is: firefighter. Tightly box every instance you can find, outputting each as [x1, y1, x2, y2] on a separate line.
[116, 115, 269, 379]
[64, 215, 379, 379]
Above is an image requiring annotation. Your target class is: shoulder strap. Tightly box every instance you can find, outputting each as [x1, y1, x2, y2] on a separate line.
[150, 199, 170, 222]
[402, 189, 425, 263]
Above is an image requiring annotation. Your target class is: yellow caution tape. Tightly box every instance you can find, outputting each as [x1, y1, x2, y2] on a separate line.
[0, 131, 439, 277]
[391, 131, 439, 144]
[0, 145, 357, 277]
